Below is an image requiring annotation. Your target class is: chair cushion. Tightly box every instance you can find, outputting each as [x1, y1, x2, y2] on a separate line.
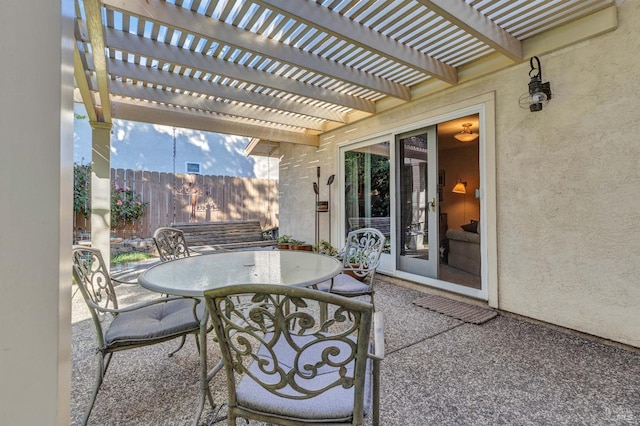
[105, 298, 202, 349]
[236, 333, 372, 421]
[315, 273, 372, 295]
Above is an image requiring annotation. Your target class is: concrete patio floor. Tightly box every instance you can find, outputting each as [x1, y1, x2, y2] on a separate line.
[71, 272, 640, 425]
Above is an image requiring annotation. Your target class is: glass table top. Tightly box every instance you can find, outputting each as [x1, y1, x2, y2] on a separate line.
[139, 250, 343, 297]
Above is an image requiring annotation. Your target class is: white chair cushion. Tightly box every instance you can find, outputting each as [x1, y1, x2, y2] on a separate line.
[236, 333, 372, 421]
[105, 298, 202, 349]
[315, 273, 371, 295]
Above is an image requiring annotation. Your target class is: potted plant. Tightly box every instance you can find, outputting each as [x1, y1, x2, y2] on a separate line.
[290, 239, 313, 251]
[276, 235, 292, 250]
[313, 240, 338, 256]
[343, 250, 368, 281]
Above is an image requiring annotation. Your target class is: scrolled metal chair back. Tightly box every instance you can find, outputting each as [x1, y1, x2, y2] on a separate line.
[72, 246, 118, 312]
[153, 227, 190, 262]
[205, 284, 373, 422]
[72, 246, 119, 350]
[343, 227, 385, 280]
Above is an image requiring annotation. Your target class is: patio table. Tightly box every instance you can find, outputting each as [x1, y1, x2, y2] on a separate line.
[138, 249, 343, 425]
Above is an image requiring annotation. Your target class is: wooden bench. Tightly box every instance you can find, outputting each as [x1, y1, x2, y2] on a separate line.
[170, 220, 277, 251]
[348, 217, 391, 238]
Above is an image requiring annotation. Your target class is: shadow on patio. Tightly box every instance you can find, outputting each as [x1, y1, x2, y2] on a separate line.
[71, 276, 640, 425]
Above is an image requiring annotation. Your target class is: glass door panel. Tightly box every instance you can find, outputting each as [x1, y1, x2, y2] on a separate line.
[397, 126, 438, 277]
[343, 141, 391, 254]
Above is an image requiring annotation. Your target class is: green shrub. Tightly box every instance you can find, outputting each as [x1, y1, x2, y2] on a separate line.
[74, 163, 91, 219]
[73, 162, 150, 227]
[111, 183, 149, 227]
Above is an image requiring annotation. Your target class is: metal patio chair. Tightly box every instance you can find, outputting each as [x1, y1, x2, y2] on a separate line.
[316, 227, 386, 306]
[153, 226, 192, 261]
[71, 246, 210, 426]
[204, 284, 384, 425]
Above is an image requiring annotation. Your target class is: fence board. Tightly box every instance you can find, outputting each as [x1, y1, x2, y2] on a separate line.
[77, 169, 278, 239]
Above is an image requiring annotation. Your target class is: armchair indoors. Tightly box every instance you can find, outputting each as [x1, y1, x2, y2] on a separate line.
[204, 284, 384, 425]
[316, 227, 385, 306]
[71, 246, 210, 426]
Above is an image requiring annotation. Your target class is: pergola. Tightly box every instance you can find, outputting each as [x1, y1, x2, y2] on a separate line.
[75, 0, 617, 149]
[4, 3, 636, 424]
[74, 0, 616, 255]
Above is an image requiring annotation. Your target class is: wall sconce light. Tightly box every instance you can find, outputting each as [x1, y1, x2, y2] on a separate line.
[454, 123, 478, 142]
[519, 56, 552, 112]
[452, 179, 467, 194]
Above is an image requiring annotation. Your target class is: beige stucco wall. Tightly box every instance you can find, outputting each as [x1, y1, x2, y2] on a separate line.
[279, 142, 336, 245]
[279, 0, 640, 347]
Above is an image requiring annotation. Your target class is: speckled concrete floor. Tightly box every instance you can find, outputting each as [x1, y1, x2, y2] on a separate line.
[71, 275, 640, 425]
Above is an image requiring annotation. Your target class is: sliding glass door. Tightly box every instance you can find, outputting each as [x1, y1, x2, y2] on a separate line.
[396, 126, 439, 277]
[337, 109, 489, 300]
[342, 138, 391, 255]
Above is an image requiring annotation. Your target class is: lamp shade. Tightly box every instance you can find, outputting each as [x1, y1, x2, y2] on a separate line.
[454, 123, 478, 142]
[452, 180, 467, 194]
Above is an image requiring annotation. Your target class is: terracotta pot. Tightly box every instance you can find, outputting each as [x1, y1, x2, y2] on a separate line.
[277, 243, 290, 250]
[344, 268, 365, 281]
[291, 244, 313, 251]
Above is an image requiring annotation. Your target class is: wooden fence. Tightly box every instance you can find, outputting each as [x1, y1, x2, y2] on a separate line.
[75, 169, 279, 239]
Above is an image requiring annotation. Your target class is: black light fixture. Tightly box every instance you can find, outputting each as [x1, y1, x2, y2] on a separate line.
[326, 174, 335, 243]
[519, 56, 552, 112]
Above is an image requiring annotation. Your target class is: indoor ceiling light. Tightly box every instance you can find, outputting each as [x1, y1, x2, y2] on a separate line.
[519, 56, 552, 112]
[454, 123, 478, 142]
[452, 179, 467, 194]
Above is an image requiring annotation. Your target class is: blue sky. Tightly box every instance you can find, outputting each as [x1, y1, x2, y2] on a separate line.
[74, 103, 278, 179]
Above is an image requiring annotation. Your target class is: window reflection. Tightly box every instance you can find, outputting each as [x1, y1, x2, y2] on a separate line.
[344, 142, 391, 253]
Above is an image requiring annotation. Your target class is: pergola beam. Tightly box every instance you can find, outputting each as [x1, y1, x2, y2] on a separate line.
[107, 59, 341, 125]
[84, 0, 112, 122]
[73, 44, 98, 122]
[103, 0, 411, 101]
[256, 0, 458, 85]
[105, 28, 374, 116]
[108, 80, 326, 131]
[415, 0, 523, 62]
[111, 98, 319, 146]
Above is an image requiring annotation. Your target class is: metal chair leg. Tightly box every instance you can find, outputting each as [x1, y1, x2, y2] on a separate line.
[168, 335, 187, 357]
[81, 352, 109, 426]
[193, 312, 218, 426]
[373, 358, 380, 426]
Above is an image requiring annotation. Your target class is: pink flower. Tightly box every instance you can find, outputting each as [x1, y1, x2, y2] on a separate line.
[124, 186, 130, 191]
[136, 202, 141, 206]
[117, 199, 123, 205]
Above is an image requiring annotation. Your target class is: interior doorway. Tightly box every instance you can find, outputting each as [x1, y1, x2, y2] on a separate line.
[436, 115, 481, 289]
[394, 116, 481, 289]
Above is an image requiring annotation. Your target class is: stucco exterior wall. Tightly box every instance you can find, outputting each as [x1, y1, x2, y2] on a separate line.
[279, 141, 336, 245]
[496, 0, 640, 347]
[279, 0, 640, 347]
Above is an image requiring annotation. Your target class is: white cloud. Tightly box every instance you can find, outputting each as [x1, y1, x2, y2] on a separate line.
[253, 156, 280, 180]
[186, 132, 211, 152]
[114, 119, 137, 141]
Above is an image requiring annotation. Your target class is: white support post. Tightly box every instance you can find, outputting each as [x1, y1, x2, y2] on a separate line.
[90, 121, 113, 263]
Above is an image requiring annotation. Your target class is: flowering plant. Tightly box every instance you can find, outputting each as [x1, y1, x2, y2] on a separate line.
[73, 163, 91, 219]
[111, 183, 149, 227]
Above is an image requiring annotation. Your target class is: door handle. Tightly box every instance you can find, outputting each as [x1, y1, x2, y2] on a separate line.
[428, 197, 436, 212]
